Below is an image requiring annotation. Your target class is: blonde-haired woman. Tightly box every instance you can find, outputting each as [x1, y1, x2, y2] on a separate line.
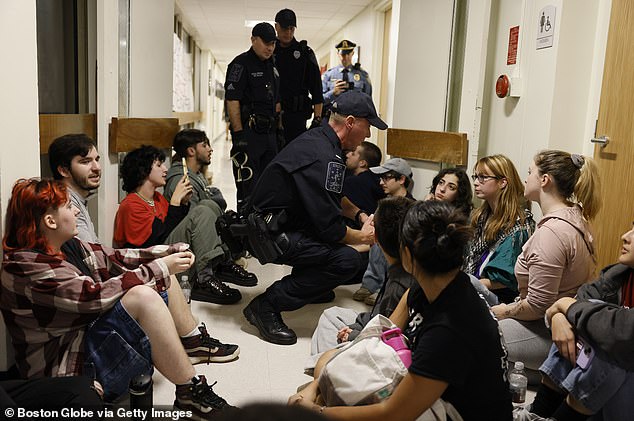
[464, 154, 535, 304]
[492, 150, 600, 374]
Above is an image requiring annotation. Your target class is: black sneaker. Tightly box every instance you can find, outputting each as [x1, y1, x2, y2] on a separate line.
[243, 297, 297, 345]
[214, 261, 258, 287]
[181, 323, 240, 364]
[191, 268, 241, 305]
[174, 375, 233, 419]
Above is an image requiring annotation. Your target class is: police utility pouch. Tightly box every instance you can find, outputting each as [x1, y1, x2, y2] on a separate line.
[249, 114, 275, 134]
[237, 211, 289, 265]
[216, 210, 247, 260]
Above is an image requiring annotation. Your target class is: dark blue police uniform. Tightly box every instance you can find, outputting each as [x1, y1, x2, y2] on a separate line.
[244, 124, 363, 344]
[274, 38, 323, 143]
[225, 47, 279, 207]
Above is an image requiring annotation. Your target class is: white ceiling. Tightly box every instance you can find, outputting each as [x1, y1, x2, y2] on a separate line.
[175, 0, 376, 65]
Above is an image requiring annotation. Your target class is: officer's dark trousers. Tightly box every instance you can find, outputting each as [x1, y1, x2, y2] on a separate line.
[282, 111, 308, 144]
[231, 127, 277, 207]
[263, 231, 362, 312]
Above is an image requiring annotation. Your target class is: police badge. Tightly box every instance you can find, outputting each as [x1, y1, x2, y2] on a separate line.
[293, 50, 301, 59]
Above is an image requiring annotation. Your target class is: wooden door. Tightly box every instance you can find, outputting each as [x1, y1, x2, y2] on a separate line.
[593, 0, 634, 269]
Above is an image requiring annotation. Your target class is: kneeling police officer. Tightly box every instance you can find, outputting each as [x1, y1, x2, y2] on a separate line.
[242, 91, 387, 345]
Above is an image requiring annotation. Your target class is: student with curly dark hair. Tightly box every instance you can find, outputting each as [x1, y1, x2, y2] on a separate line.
[291, 201, 513, 420]
[114, 145, 255, 305]
[426, 167, 473, 218]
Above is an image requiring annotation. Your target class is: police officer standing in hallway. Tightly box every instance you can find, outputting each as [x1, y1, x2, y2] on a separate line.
[273, 9, 324, 143]
[243, 91, 387, 345]
[322, 40, 372, 111]
[225, 22, 280, 210]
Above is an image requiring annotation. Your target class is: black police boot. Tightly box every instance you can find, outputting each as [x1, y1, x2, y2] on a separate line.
[214, 261, 258, 287]
[190, 265, 242, 305]
[243, 296, 297, 345]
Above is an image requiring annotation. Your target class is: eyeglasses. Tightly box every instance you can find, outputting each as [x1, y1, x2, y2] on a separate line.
[379, 174, 397, 182]
[471, 174, 500, 183]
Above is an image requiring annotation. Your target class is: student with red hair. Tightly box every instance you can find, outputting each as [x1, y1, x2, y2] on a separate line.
[1, 178, 236, 419]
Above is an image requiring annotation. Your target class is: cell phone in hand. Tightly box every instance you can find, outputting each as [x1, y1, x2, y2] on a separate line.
[576, 339, 594, 369]
[182, 157, 188, 178]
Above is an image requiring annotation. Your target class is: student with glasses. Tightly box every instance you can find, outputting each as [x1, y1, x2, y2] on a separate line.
[464, 154, 535, 305]
[351, 158, 415, 306]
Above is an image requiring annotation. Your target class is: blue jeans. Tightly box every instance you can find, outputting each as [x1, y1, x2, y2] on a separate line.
[360, 244, 388, 293]
[84, 291, 168, 402]
[468, 274, 499, 306]
[540, 343, 634, 419]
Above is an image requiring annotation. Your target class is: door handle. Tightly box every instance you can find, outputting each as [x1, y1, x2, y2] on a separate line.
[591, 136, 609, 148]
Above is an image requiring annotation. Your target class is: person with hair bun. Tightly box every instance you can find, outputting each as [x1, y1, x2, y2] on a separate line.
[492, 150, 601, 374]
[465, 154, 535, 305]
[290, 201, 512, 420]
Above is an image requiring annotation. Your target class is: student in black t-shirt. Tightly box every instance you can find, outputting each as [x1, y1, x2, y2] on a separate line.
[289, 201, 513, 420]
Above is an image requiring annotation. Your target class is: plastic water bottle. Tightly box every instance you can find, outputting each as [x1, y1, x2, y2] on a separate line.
[181, 275, 191, 304]
[381, 328, 412, 368]
[509, 361, 528, 404]
[129, 373, 153, 420]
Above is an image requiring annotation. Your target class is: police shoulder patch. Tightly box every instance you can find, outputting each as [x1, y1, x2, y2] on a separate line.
[325, 161, 346, 193]
[227, 63, 244, 83]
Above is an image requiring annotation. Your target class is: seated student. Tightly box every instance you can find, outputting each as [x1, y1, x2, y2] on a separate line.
[353, 158, 416, 305]
[308, 196, 416, 367]
[342, 141, 385, 216]
[464, 154, 534, 305]
[113, 145, 254, 305]
[425, 167, 473, 218]
[492, 151, 600, 373]
[290, 201, 513, 420]
[515, 224, 634, 421]
[0, 179, 236, 418]
[165, 129, 256, 278]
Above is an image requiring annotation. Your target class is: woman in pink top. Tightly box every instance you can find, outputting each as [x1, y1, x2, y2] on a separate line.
[492, 150, 601, 373]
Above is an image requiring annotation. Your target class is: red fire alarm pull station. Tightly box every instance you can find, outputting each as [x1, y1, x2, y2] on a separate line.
[496, 75, 510, 98]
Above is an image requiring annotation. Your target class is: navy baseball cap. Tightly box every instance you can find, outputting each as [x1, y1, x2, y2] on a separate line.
[275, 9, 297, 28]
[252, 22, 276, 43]
[331, 91, 388, 130]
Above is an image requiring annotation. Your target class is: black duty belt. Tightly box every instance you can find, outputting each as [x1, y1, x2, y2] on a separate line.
[248, 114, 275, 134]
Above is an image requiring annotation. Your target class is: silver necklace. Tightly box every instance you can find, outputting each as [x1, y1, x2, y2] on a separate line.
[135, 192, 155, 207]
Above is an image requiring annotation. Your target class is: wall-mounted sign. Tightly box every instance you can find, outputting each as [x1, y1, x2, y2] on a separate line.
[507, 26, 520, 65]
[536, 5, 556, 50]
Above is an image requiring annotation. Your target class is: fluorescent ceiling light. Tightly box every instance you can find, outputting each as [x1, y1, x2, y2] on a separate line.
[244, 20, 275, 28]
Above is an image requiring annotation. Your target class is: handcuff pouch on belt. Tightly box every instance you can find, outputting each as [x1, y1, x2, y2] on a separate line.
[248, 114, 275, 134]
[229, 210, 289, 265]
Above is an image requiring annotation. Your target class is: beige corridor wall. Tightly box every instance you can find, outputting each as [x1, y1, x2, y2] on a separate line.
[478, 0, 610, 219]
[0, 0, 41, 371]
